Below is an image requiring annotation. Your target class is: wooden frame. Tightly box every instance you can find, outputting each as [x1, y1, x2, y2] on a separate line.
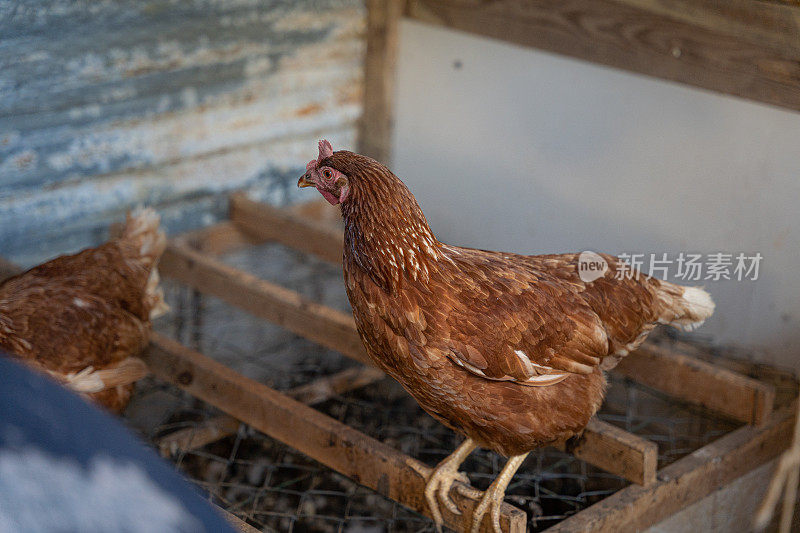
[0, 195, 793, 532]
[358, 0, 800, 162]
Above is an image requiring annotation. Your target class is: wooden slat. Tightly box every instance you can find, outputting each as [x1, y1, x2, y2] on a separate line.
[157, 366, 385, 456]
[287, 365, 386, 405]
[616, 343, 775, 425]
[223, 510, 265, 533]
[159, 241, 371, 366]
[175, 221, 261, 257]
[229, 193, 343, 264]
[559, 418, 657, 486]
[358, 0, 404, 162]
[405, 0, 800, 114]
[158, 243, 657, 484]
[545, 400, 797, 532]
[144, 332, 528, 533]
[158, 416, 243, 457]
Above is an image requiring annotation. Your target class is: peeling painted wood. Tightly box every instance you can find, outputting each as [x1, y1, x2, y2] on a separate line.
[0, 0, 365, 264]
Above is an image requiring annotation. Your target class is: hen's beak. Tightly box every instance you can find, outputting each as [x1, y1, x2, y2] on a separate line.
[297, 174, 314, 188]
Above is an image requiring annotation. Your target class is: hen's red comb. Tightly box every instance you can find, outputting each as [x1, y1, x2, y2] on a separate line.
[318, 139, 333, 162]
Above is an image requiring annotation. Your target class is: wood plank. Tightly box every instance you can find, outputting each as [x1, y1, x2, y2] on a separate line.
[143, 332, 528, 533]
[158, 241, 371, 366]
[158, 416, 243, 458]
[222, 510, 265, 533]
[175, 221, 261, 257]
[229, 193, 343, 264]
[358, 0, 404, 162]
[287, 365, 386, 405]
[545, 400, 797, 532]
[559, 418, 658, 486]
[157, 366, 385, 456]
[616, 343, 776, 425]
[157, 243, 657, 484]
[405, 0, 800, 113]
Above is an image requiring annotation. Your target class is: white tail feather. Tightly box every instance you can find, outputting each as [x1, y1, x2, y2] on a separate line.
[664, 285, 715, 331]
[119, 207, 169, 318]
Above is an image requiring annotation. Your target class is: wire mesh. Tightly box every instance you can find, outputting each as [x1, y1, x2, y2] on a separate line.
[123, 241, 741, 532]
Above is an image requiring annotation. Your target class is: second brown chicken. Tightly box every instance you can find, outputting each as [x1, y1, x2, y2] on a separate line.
[0, 208, 167, 413]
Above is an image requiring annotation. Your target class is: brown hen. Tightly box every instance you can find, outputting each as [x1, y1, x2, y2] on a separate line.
[0, 208, 167, 413]
[298, 141, 715, 532]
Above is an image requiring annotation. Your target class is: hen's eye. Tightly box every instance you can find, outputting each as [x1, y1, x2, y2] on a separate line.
[323, 169, 332, 179]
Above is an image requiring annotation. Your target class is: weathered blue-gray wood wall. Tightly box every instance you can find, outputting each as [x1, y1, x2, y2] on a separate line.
[0, 0, 364, 264]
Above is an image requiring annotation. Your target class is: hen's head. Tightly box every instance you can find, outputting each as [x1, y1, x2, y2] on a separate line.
[297, 140, 437, 290]
[297, 140, 395, 206]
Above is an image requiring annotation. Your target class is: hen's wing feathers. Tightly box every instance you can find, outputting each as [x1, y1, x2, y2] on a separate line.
[439, 250, 607, 383]
[432, 248, 660, 384]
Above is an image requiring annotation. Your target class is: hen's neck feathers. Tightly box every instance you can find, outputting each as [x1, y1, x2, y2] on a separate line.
[330, 153, 440, 293]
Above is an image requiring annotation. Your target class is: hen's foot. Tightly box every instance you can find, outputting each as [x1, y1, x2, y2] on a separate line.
[466, 482, 507, 533]
[411, 460, 469, 531]
[409, 438, 477, 532]
[460, 453, 528, 533]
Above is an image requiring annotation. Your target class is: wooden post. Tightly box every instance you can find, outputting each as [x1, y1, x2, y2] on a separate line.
[359, 0, 404, 163]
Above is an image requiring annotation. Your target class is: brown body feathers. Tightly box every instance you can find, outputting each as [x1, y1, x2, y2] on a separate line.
[0, 208, 167, 413]
[308, 147, 715, 457]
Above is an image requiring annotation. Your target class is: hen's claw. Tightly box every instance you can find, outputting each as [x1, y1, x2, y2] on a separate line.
[464, 482, 506, 533]
[461, 453, 528, 533]
[408, 438, 477, 532]
[410, 460, 469, 531]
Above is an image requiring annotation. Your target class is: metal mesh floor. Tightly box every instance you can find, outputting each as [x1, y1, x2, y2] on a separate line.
[123, 242, 740, 532]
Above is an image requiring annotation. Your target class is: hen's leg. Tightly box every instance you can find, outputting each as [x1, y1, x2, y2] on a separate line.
[410, 437, 477, 532]
[464, 453, 528, 533]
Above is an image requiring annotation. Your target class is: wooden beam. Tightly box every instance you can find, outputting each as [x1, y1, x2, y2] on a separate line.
[223, 510, 264, 533]
[159, 241, 371, 366]
[175, 221, 260, 257]
[359, 0, 404, 162]
[157, 366, 385, 456]
[405, 0, 800, 114]
[158, 242, 657, 484]
[158, 415, 242, 457]
[229, 193, 343, 264]
[545, 400, 797, 532]
[286, 365, 386, 405]
[144, 332, 528, 533]
[560, 418, 657, 486]
[616, 343, 775, 425]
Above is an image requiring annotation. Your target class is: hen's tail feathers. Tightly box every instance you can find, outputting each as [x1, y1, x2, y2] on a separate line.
[657, 283, 715, 332]
[51, 358, 150, 394]
[119, 207, 169, 319]
[120, 207, 167, 267]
